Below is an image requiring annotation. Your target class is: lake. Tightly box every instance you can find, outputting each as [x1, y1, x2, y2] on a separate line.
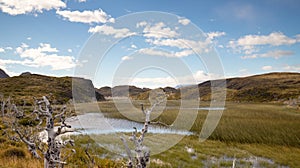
[66, 112, 193, 135]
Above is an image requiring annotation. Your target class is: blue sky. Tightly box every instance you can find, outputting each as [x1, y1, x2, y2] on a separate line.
[0, 0, 299, 88]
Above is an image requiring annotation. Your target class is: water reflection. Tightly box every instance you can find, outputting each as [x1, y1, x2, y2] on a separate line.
[67, 113, 193, 135]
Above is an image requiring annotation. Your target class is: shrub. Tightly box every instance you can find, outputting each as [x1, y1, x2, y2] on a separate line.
[2, 148, 26, 158]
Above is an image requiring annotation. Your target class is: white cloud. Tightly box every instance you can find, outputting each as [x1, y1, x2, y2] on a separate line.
[27, 37, 32, 40]
[130, 70, 221, 88]
[0, 61, 19, 76]
[262, 66, 272, 71]
[178, 18, 190, 25]
[207, 31, 226, 40]
[228, 32, 299, 55]
[88, 25, 136, 38]
[0, 0, 66, 15]
[131, 44, 137, 49]
[5, 47, 12, 50]
[56, 9, 114, 24]
[146, 37, 213, 54]
[68, 49, 72, 53]
[138, 48, 194, 58]
[12, 43, 76, 70]
[241, 50, 294, 59]
[77, 0, 86, 2]
[21, 43, 29, 48]
[136, 22, 221, 55]
[284, 65, 300, 71]
[0, 48, 5, 53]
[237, 32, 296, 46]
[121, 56, 133, 61]
[136, 21, 147, 28]
[138, 22, 179, 39]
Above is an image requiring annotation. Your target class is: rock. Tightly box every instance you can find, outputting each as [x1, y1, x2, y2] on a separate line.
[0, 69, 9, 78]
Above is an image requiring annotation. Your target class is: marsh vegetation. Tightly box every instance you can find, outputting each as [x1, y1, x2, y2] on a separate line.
[1, 100, 300, 167]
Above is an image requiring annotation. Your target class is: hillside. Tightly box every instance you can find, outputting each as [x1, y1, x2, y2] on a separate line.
[0, 69, 9, 78]
[0, 73, 105, 104]
[193, 72, 300, 102]
[130, 72, 300, 102]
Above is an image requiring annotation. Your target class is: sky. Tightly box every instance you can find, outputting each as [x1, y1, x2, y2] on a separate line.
[0, 0, 300, 88]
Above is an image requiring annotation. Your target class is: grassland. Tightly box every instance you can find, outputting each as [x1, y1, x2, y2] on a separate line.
[1, 100, 300, 167]
[98, 100, 300, 147]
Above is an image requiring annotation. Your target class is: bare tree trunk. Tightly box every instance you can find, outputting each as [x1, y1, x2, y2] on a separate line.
[4, 96, 75, 168]
[122, 95, 164, 168]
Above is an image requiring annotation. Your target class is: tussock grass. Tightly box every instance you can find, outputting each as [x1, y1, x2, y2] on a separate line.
[1, 100, 299, 167]
[99, 101, 300, 147]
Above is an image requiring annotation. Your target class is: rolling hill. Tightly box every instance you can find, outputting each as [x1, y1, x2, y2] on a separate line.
[105, 72, 300, 102]
[0, 72, 105, 104]
[1, 70, 299, 103]
[196, 72, 300, 102]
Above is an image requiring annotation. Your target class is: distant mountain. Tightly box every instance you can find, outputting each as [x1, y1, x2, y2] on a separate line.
[131, 72, 300, 102]
[98, 86, 112, 97]
[0, 73, 105, 104]
[0, 69, 9, 78]
[7, 72, 296, 104]
[98, 85, 150, 97]
[133, 86, 180, 100]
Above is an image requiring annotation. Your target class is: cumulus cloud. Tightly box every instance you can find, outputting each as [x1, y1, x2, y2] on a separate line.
[146, 37, 213, 54]
[262, 66, 272, 71]
[121, 56, 133, 61]
[136, 21, 223, 56]
[0, 47, 5, 53]
[56, 9, 114, 24]
[138, 48, 194, 58]
[178, 17, 190, 25]
[12, 43, 76, 70]
[237, 32, 296, 46]
[67, 49, 72, 53]
[137, 21, 179, 39]
[0, 0, 66, 15]
[88, 25, 136, 38]
[229, 32, 299, 55]
[242, 50, 294, 59]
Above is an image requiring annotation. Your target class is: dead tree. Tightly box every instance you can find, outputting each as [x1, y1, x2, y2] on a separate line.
[121, 94, 165, 168]
[4, 96, 75, 168]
